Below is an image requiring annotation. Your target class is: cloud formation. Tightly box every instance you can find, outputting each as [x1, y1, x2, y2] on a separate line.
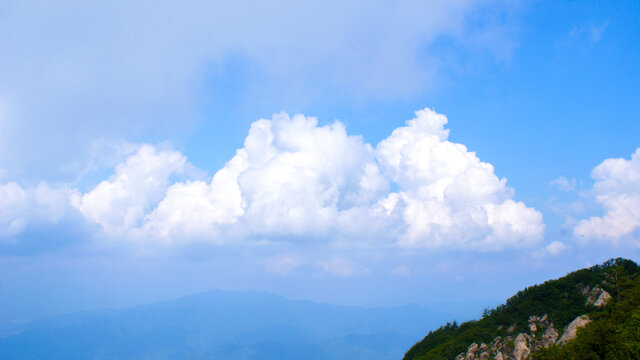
[374, 109, 543, 249]
[0, 182, 72, 240]
[0, 0, 519, 178]
[68, 108, 543, 250]
[574, 148, 640, 242]
[0, 109, 544, 251]
[71, 145, 189, 236]
[135, 112, 387, 243]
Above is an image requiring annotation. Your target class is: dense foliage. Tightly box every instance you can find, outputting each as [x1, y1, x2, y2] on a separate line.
[403, 258, 640, 360]
[532, 259, 640, 360]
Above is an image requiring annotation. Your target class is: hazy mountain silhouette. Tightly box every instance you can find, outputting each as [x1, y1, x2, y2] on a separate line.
[0, 290, 450, 360]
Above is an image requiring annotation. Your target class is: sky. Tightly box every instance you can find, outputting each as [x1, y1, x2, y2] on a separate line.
[1, 0, 639, 325]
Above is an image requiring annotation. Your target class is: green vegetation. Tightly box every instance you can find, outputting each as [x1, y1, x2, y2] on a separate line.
[532, 259, 640, 360]
[403, 258, 640, 360]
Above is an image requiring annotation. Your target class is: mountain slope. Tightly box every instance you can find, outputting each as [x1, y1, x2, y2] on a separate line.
[0, 290, 450, 360]
[403, 258, 640, 360]
[532, 262, 640, 360]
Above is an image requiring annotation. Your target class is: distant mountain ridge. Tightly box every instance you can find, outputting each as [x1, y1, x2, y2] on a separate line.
[0, 289, 450, 360]
[403, 258, 640, 360]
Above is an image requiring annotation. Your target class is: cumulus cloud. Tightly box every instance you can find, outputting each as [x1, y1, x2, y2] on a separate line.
[0, 182, 73, 240]
[545, 241, 569, 256]
[3, 108, 544, 251]
[574, 148, 640, 242]
[71, 145, 188, 235]
[374, 109, 544, 249]
[139, 112, 387, 243]
[533, 241, 569, 258]
[70, 108, 542, 250]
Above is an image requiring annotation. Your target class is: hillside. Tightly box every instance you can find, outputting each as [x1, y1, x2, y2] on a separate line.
[403, 258, 640, 360]
[0, 290, 450, 360]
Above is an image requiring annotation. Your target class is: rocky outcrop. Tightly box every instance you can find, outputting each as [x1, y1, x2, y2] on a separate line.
[556, 315, 591, 345]
[454, 314, 560, 360]
[536, 322, 559, 349]
[594, 291, 612, 306]
[512, 333, 531, 360]
[585, 286, 612, 307]
[452, 313, 596, 360]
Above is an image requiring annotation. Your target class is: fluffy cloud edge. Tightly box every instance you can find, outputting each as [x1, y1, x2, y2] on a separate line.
[0, 182, 75, 240]
[1, 108, 545, 252]
[573, 147, 640, 243]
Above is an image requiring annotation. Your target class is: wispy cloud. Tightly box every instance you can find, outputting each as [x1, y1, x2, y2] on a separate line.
[318, 258, 369, 278]
[563, 21, 609, 46]
[549, 176, 576, 191]
[264, 254, 304, 275]
[0, 0, 521, 179]
[533, 241, 569, 258]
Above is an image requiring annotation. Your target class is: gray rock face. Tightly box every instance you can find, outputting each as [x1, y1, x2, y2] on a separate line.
[452, 313, 571, 360]
[585, 286, 611, 307]
[512, 333, 531, 360]
[536, 324, 559, 349]
[557, 315, 591, 345]
[594, 290, 612, 306]
[456, 343, 479, 360]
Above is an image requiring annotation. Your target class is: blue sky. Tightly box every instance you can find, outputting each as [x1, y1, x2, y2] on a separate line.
[0, 0, 639, 325]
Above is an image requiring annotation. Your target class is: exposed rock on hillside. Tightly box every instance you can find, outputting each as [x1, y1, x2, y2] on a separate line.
[450, 282, 612, 359]
[403, 259, 640, 360]
[454, 315, 551, 360]
[556, 315, 590, 345]
[585, 286, 611, 307]
[453, 313, 593, 360]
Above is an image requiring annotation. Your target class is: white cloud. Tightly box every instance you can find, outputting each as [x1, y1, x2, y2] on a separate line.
[147, 109, 541, 250]
[0, 182, 73, 240]
[374, 109, 544, 250]
[71, 145, 188, 235]
[0, 182, 29, 238]
[233, 114, 386, 237]
[550, 176, 576, 191]
[533, 241, 569, 258]
[545, 241, 569, 256]
[574, 148, 640, 242]
[140, 112, 387, 243]
[9, 108, 542, 252]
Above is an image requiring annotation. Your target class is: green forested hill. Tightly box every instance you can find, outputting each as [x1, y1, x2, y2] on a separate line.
[403, 258, 640, 360]
[532, 261, 640, 360]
